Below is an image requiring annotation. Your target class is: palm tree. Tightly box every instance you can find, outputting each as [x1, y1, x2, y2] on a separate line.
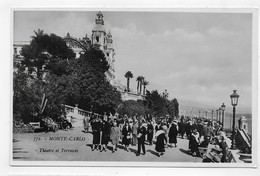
[124, 71, 133, 92]
[139, 76, 145, 94]
[136, 76, 143, 94]
[31, 29, 44, 40]
[142, 80, 149, 95]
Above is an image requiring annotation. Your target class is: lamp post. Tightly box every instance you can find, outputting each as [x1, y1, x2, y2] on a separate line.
[216, 109, 219, 122]
[230, 90, 239, 150]
[221, 103, 226, 130]
[219, 107, 222, 125]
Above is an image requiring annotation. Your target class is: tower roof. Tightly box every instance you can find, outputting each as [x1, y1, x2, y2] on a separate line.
[95, 11, 104, 25]
[93, 11, 106, 33]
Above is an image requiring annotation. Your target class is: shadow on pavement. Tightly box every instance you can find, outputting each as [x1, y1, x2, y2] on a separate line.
[129, 148, 138, 156]
[147, 149, 160, 157]
[179, 148, 192, 156]
[86, 144, 92, 149]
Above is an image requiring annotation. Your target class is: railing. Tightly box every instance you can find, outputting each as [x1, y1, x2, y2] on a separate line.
[64, 105, 102, 118]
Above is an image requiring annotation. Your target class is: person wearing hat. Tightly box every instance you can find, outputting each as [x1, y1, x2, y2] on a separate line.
[122, 121, 132, 152]
[136, 120, 146, 156]
[100, 115, 110, 152]
[190, 128, 200, 156]
[168, 120, 178, 147]
[147, 120, 154, 145]
[131, 118, 138, 146]
[91, 116, 102, 151]
[83, 114, 90, 133]
[219, 132, 228, 162]
[110, 121, 120, 153]
[155, 126, 167, 156]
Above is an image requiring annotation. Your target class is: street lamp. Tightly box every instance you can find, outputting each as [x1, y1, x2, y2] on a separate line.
[230, 90, 239, 150]
[219, 107, 222, 124]
[221, 103, 226, 130]
[216, 109, 219, 122]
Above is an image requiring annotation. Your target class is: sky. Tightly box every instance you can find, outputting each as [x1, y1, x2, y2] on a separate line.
[13, 10, 253, 114]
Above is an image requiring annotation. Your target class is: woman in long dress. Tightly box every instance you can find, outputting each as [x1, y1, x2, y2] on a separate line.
[155, 127, 167, 156]
[91, 116, 102, 151]
[147, 121, 154, 145]
[100, 115, 110, 152]
[122, 121, 132, 151]
[83, 115, 90, 133]
[168, 121, 178, 147]
[190, 128, 200, 156]
[110, 121, 120, 152]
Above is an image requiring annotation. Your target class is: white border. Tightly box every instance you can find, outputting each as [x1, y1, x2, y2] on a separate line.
[1, 0, 260, 176]
[10, 7, 258, 168]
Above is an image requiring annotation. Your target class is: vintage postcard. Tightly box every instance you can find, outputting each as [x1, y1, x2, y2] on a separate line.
[11, 9, 257, 167]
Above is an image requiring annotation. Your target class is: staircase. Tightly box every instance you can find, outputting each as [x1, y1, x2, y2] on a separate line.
[64, 105, 102, 127]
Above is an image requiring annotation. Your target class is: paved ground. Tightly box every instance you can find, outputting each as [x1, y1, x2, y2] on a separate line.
[13, 127, 202, 162]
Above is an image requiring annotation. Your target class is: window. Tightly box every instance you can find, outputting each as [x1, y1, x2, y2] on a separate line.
[96, 37, 99, 42]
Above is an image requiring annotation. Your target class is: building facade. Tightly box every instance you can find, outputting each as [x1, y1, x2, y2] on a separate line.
[13, 11, 144, 101]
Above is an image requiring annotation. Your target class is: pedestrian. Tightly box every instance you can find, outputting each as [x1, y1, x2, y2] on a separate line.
[100, 114, 110, 152]
[178, 119, 186, 139]
[190, 128, 200, 156]
[161, 121, 168, 146]
[132, 119, 138, 146]
[137, 121, 146, 156]
[219, 132, 228, 163]
[147, 120, 154, 145]
[91, 116, 102, 151]
[168, 120, 178, 147]
[110, 121, 120, 153]
[122, 121, 132, 152]
[155, 121, 161, 132]
[83, 114, 90, 133]
[185, 120, 192, 139]
[155, 127, 167, 156]
[118, 118, 124, 142]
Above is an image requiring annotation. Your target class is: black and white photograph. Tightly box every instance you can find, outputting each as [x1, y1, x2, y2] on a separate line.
[11, 9, 257, 167]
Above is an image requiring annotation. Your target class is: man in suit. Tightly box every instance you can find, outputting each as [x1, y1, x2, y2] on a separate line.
[137, 120, 146, 156]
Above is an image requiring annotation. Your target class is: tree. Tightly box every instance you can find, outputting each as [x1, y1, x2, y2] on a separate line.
[162, 89, 169, 99]
[124, 71, 133, 92]
[117, 100, 146, 117]
[139, 76, 145, 94]
[74, 47, 122, 114]
[172, 98, 179, 117]
[144, 90, 179, 120]
[136, 76, 143, 94]
[20, 30, 76, 79]
[142, 80, 149, 95]
[15, 31, 122, 123]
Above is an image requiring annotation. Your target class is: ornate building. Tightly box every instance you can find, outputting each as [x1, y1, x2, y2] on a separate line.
[63, 11, 116, 83]
[13, 11, 144, 101]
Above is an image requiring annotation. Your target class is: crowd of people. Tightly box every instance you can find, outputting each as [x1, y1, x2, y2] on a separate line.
[82, 113, 229, 161]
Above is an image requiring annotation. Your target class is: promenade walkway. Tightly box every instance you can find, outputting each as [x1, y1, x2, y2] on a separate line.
[13, 127, 202, 162]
